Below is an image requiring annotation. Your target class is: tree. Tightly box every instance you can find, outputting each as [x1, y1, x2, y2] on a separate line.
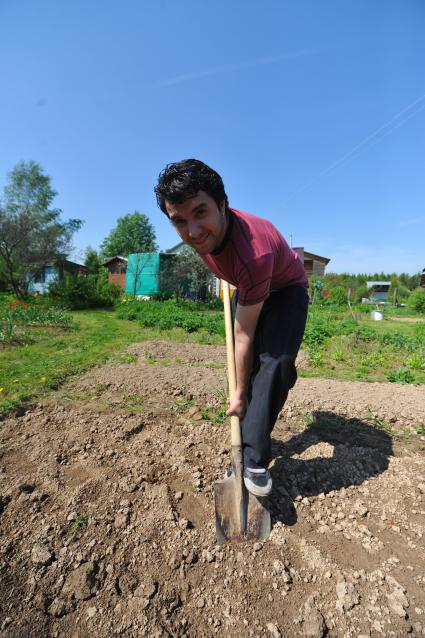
[100, 211, 157, 259]
[0, 161, 82, 299]
[84, 246, 102, 274]
[159, 247, 213, 300]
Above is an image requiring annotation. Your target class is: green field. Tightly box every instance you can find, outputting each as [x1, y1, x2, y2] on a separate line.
[0, 297, 424, 415]
[300, 305, 425, 384]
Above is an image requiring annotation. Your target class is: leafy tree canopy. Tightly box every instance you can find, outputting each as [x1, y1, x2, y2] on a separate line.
[0, 161, 82, 299]
[84, 246, 102, 274]
[100, 211, 157, 259]
[160, 247, 213, 300]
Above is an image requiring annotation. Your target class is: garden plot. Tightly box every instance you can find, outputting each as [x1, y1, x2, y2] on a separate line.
[1, 340, 425, 638]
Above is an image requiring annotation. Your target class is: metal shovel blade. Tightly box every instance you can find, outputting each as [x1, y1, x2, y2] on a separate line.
[214, 463, 271, 544]
[214, 470, 247, 544]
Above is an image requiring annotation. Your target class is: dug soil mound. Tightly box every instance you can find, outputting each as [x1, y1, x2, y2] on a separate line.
[1, 341, 425, 637]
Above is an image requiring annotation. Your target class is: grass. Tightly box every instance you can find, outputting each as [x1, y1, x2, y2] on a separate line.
[0, 308, 224, 414]
[298, 306, 425, 384]
[1, 298, 424, 415]
[69, 514, 88, 530]
[173, 396, 194, 413]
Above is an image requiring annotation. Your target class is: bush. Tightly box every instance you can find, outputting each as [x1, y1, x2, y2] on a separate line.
[49, 271, 121, 309]
[355, 285, 369, 303]
[407, 287, 425, 314]
[326, 286, 348, 306]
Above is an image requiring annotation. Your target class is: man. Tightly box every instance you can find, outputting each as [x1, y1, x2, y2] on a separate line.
[155, 159, 308, 497]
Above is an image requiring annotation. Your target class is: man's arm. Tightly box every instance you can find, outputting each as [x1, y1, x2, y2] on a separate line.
[226, 300, 264, 419]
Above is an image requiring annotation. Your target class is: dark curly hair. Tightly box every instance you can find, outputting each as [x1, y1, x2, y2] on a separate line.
[155, 159, 228, 216]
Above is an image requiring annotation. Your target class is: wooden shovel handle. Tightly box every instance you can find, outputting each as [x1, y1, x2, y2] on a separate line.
[222, 280, 242, 447]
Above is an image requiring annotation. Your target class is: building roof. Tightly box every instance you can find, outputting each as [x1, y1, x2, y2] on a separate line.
[166, 242, 331, 264]
[366, 281, 391, 287]
[165, 241, 186, 254]
[102, 256, 128, 265]
[293, 247, 330, 264]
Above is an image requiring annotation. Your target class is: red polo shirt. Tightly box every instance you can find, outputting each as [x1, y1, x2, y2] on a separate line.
[201, 208, 308, 306]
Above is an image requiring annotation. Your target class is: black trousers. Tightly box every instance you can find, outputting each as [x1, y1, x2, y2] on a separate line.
[232, 285, 309, 469]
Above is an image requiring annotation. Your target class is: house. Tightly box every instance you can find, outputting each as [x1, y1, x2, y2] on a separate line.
[165, 241, 186, 254]
[28, 260, 89, 294]
[102, 256, 128, 290]
[420, 268, 425, 288]
[366, 281, 391, 302]
[293, 248, 330, 277]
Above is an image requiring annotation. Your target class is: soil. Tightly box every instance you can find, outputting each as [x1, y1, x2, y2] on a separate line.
[1, 340, 425, 638]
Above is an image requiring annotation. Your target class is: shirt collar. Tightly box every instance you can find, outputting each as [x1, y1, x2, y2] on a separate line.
[210, 208, 234, 256]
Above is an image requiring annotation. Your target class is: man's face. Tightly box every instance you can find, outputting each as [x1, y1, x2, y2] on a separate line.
[165, 191, 227, 255]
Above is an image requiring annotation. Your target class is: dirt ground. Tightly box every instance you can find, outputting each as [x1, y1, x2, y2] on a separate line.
[1, 340, 425, 638]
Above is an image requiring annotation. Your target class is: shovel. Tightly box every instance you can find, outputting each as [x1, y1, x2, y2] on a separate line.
[214, 279, 271, 544]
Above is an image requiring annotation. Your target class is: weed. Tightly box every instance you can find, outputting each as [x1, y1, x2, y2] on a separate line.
[406, 353, 425, 371]
[332, 348, 347, 362]
[302, 412, 314, 427]
[173, 396, 194, 413]
[144, 352, 157, 364]
[118, 352, 138, 364]
[211, 404, 227, 424]
[121, 394, 146, 412]
[355, 364, 370, 379]
[367, 409, 392, 432]
[95, 383, 108, 396]
[32, 539, 45, 550]
[69, 514, 88, 530]
[358, 352, 385, 369]
[387, 368, 419, 384]
[308, 348, 324, 368]
[415, 423, 425, 436]
[353, 325, 376, 342]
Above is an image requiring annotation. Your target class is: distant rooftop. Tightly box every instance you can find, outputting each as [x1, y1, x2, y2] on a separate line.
[366, 281, 391, 287]
[102, 256, 128, 265]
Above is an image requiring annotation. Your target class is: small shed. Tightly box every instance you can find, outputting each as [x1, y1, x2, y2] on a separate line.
[125, 253, 176, 296]
[366, 281, 391, 302]
[102, 256, 128, 290]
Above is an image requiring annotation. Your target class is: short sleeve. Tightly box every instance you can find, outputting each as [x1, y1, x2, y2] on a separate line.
[236, 253, 274, 306]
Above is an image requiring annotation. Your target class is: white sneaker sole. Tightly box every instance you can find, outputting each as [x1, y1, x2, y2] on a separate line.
[243, 476, 272, 497]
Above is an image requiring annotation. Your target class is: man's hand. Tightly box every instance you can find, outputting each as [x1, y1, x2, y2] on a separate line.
[226, 393, 247, 419]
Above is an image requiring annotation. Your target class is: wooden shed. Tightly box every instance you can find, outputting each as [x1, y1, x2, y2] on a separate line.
[102, 256, 128, 290]
[293, 248, 330, 277]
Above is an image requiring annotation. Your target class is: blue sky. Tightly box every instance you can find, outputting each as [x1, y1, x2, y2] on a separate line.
[1, 0, 424, 274]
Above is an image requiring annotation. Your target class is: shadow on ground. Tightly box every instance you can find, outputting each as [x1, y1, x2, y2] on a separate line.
[268, 411, 393, 526]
